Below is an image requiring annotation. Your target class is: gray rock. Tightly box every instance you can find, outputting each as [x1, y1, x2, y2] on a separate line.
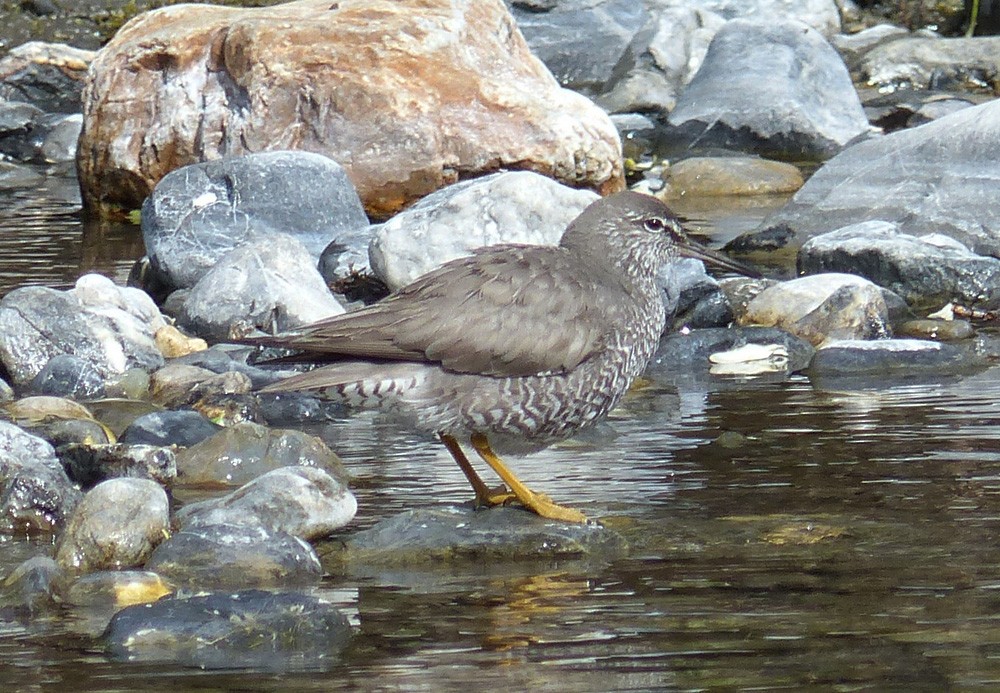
[664, 258, 733, 330]
[120, 410, 221, 448]
[0, 41, 94, 114]
[0, 421, 81, 534]
[752, 98, 1000, 257]
[808, 338, 970, 376]
[177, 466, 357, 540]
[652, 326, 815, 384]
[0, 274, 166, 386]
[369, 171, 598, 290]
[509, 0, 649, 93]
[28, 353, 106, 399]
[145, 523, 323, 588]
[862, 35, 1000, 91]
[141, 151, 369, 290]
[831, 23, 909, 70]
[54, 477, 169, 573]
[666, 19, 870, 160]
[105, 590, 352, 669]
[742, 273, 891, 346]
[692, 0, 841, 35]
[340, 506, 626, 564]
[0, 555, 62, 616]
[174, 421, 348, 488]
[59, 443, 177, 488]
[177, 233, 345, 341]
[798, 220, 1000, 311]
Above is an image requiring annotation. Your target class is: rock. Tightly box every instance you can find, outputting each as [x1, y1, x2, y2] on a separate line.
[120, 410, 221, 448]
[177, 234, 345, 341]
[54, 478, 169, 574]
[862, 35, 1000, 91]
[0, 555, 62, 616]
[896, 318, 974, 341]
[174, 421, 347, 488]
[149, 363, 252, 409]
[140, 151, 368, 290]
[660, 156, 804, 198]
[105, 590, 352, 668]
[27, 354, 106, 399]
[145, 523, 323, 588]
[0, 100, 80, 163]
[695, 0, 841, 35]
[21, 416, 112, 450]
[808, 338, 971, 377]
[0, 41, 95, 114]
[153, 325, 207, 359]
[83, 398, 162, 439]
[663, 259, 732, 330]
[336, 506, 625, 564]
[666, 19, 870, 160]
[64, 570, 173, 609]
[78, 0, 623, 218]
[798, 220, 1000, 312]
[0, 274, 166, 386]
[177, 466, 357, 540]
[751, 99, 1000, 256]
[741, 273, 891, 346]
[831, 24, 909, 71]
[0, 420, 81, 534]
[652, 326, 815, 384]
[369, 171, 598, 290]
[58, 443, 177, 488]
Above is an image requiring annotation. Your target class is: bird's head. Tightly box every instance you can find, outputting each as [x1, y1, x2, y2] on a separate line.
[559, 191, 757, 280]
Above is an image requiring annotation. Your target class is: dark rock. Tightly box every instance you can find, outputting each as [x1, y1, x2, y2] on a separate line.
[0, 555, 62, 616]
[338, 506, 626, 564]
[0, 420, 81, 534]
[22, 416, 112, 450]
[58, 443, 176, 488]
[55, 478, 169, 573]
[666, 19, 870, 160]
[145, 523, 323, 588]
[105, 590, 352, 669]
[120, 409, 221, 448]
[176, 466, 357, 540]
[28, 354, 106, 399]
[748, 99, 1000, 257]
[798, 220, 1000, 311]
[140, 151, 369, 290]
[174, 421, 349, 489]
[808, 338, 972, 377]
[862, 35, 1000, 91]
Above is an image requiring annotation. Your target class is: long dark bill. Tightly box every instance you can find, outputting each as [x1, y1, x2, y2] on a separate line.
[676, 236, 762, 279]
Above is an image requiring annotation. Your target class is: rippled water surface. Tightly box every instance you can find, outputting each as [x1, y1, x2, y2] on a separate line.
[4, 172, 1000, 690]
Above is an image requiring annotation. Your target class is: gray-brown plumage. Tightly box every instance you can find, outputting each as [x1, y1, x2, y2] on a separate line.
[254, 191, 753, 522]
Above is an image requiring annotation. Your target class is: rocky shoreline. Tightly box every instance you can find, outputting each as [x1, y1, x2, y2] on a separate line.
[2, 0, 1000, 669]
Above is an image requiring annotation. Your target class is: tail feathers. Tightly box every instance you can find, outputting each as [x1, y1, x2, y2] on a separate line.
[259, 361, 427, 406]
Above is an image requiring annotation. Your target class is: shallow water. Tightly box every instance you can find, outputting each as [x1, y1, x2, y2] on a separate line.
[4, 171, 1000, 690]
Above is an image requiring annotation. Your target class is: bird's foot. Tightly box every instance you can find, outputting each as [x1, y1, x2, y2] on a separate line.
[519, 493, 589, 524]
[473, 484, 518, 508]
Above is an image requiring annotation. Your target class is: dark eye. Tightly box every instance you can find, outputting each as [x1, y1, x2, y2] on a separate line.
[643, 217, 666, 233]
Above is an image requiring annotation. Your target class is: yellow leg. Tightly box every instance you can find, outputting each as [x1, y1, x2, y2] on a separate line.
[439, 433, 516, 508]
[469, 432, 589, 524]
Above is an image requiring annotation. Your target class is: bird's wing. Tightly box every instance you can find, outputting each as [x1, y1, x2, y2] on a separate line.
[254, 246, 623, 377]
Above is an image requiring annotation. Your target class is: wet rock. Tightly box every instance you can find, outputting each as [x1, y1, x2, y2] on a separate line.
[3, 394, 95, 424]
[120, 409, 221, 448]
[149, 363, 252, 409]
[27, 353, 106, 399]
[255, 391, 349, 427]
[666, 19, 869, 160]
[54, 478, 168, 573]
[664, 259, 733, 330]
[140, 151, 368, 290]
[176, 234, 345, 341]
[369, 171, 598, 290]
[862, 35, 1000, 91]
[78, 0, 623, 219]
[83, 398, 162, 440]
[64, 570, 172, 609]
[0, 555, 62, 616]
[105, 590, 352, 669]
[103, 367, 152, 401]
[0, 420, 81, 534]
[177, 466, 356, 540]
[751, 99, 1000, 256]
[145, 523, 322, 588]
[59, 443, 176, 488]
[896, 318, 974, 341]
[798, 220, 1000, 312]
[653, 326, 814, 383]
[661, 156, 804, 198]
[808, 338, 970, 377]
[22, 416, 112, 450]
[0, 274, 166, 387]
[741, 273, 891, 346]
[0, 41, 92, 114]
[337, 506, 626, 564]
[174, 421, 347, 488]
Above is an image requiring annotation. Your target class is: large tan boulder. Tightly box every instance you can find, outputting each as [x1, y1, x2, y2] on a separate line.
[77, 0, 624, 219]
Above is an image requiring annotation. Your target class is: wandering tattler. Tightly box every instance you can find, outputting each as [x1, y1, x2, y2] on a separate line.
[253, 191, 753, 523]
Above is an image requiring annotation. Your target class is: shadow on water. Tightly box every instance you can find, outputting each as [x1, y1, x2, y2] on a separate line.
[5, 171, 1000, 689]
